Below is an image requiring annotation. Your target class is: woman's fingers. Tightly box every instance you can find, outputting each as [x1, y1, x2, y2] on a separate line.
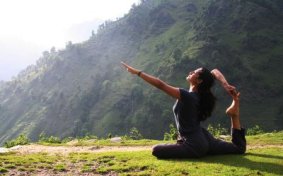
[232, 91, 240, 100]
[227, 85, 236, 92]
[230, 89, 240, 100]
[121, 61, 128, 68]
[121, 61, 137, 74]
[121, 62, 132, 72]
[225, 84, 238, 97]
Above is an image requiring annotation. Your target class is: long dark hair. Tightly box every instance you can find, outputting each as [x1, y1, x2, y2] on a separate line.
[197, 68, 216, 121]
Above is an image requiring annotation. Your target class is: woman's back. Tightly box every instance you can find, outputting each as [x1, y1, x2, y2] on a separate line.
[173, 89, 201, 136]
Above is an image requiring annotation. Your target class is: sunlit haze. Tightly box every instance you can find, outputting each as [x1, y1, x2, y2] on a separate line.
[0, 0, 140, 81]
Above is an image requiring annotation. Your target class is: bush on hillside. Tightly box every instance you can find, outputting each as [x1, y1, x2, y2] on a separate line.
[207, 124, 228, 137]
[4, 134, 29, 148]
[39, 133, 61, 144]
[129, 127, 143, 140]
[247, 125, 264, 135]
[164, 124, 178, 140]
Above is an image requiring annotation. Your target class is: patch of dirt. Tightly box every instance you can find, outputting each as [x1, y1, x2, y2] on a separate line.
[9, 144, 152, 155]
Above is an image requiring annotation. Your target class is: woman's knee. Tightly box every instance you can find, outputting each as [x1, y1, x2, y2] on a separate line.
[152, 144, 199, 158]
[152, 144, 181, 158]
[152, 145, 164, 158]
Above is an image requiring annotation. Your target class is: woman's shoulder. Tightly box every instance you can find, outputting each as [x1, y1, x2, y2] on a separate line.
[179, 88, 199, 102]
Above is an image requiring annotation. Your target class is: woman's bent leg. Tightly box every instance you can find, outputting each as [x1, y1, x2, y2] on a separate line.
[208, 128, 246, 155]
[208, 91, 246, 155]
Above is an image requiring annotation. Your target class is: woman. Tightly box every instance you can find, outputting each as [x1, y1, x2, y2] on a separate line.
[121, 62, 246, 158]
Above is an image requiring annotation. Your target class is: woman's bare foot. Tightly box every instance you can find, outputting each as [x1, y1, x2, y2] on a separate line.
[226, 92, 240, 118]
[226, 92, 241, 129]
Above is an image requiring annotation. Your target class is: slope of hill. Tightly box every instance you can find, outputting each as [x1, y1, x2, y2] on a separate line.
[0, 0, 282, 145]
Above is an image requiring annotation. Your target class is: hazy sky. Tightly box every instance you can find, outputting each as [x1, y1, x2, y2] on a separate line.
[0, 0, 140, 81]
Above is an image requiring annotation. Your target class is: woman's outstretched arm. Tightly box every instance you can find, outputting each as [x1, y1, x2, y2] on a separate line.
[211, 69, 236, 96]
[121, 62, 180, 99]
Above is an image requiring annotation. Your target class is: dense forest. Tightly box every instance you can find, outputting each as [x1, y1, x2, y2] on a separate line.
[0, 0, 282, 145]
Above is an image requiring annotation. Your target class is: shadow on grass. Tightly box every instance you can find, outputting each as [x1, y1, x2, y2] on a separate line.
[162, 150, 283, 175]
[199, 152, 283, 175]
[247, 153, 283, 160]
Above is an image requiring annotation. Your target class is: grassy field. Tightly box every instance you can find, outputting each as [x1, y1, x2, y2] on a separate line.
[0, 132, 282, 175]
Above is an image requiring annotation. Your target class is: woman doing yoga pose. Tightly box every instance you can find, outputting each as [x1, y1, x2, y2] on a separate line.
[121, 62, 246, 158]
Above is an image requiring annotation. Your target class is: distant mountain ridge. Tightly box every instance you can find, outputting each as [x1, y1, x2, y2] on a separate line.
[0, 0, 282, 145]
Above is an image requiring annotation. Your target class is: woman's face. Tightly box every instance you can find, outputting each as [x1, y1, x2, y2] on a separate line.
[186, 68, 203, 85]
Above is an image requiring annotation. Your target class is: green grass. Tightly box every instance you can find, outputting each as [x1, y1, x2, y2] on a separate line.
[0, 148, 282, 175]
[54, 163, 67, 172]
[93, 148, 283, 175]
[247, 131, 283, 145]
[0, 167, 8, 173]
[0, 132, 282, 175]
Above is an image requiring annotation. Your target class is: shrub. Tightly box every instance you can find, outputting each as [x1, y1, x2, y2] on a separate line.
[4, 134, 29, 148]
[46, 136, 61, 143]
[80, 134, 98, 140]
[39, 133, 61, 144]
[61, 137, 74, 143]
[107, 133, 112, 139]
[164, 124, 178, 140]
[247, 125, 264, 135]
[129, 127, 143, 140]
[207, 124, 228, 137]
[122, 135, 131, 140]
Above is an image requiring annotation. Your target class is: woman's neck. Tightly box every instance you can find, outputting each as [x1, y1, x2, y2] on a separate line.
[189, 85, 198, 92]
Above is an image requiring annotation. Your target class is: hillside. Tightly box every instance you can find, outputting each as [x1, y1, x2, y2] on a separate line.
[0, 0, 283, 144]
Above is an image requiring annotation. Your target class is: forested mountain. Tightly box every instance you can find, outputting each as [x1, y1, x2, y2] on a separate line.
[1, 0, 282, 145]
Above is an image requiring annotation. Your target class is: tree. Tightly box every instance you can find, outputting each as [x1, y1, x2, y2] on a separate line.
[50, 47, 56, 54]
[66, 41, 73, 50]
[42, 51, 50, 58]
[172, 48, 182, 60]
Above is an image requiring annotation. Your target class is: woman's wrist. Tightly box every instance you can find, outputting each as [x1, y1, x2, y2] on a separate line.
[137, 71, 143, 77]
[222, 82, 229, 87]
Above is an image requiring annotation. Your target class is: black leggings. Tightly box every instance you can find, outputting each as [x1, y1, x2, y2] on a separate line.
[152, 128, 246, 159]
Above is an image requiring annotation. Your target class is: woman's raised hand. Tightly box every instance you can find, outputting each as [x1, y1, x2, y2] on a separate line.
[121, 61, 140, 75]
[224, 84, 237, 96]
